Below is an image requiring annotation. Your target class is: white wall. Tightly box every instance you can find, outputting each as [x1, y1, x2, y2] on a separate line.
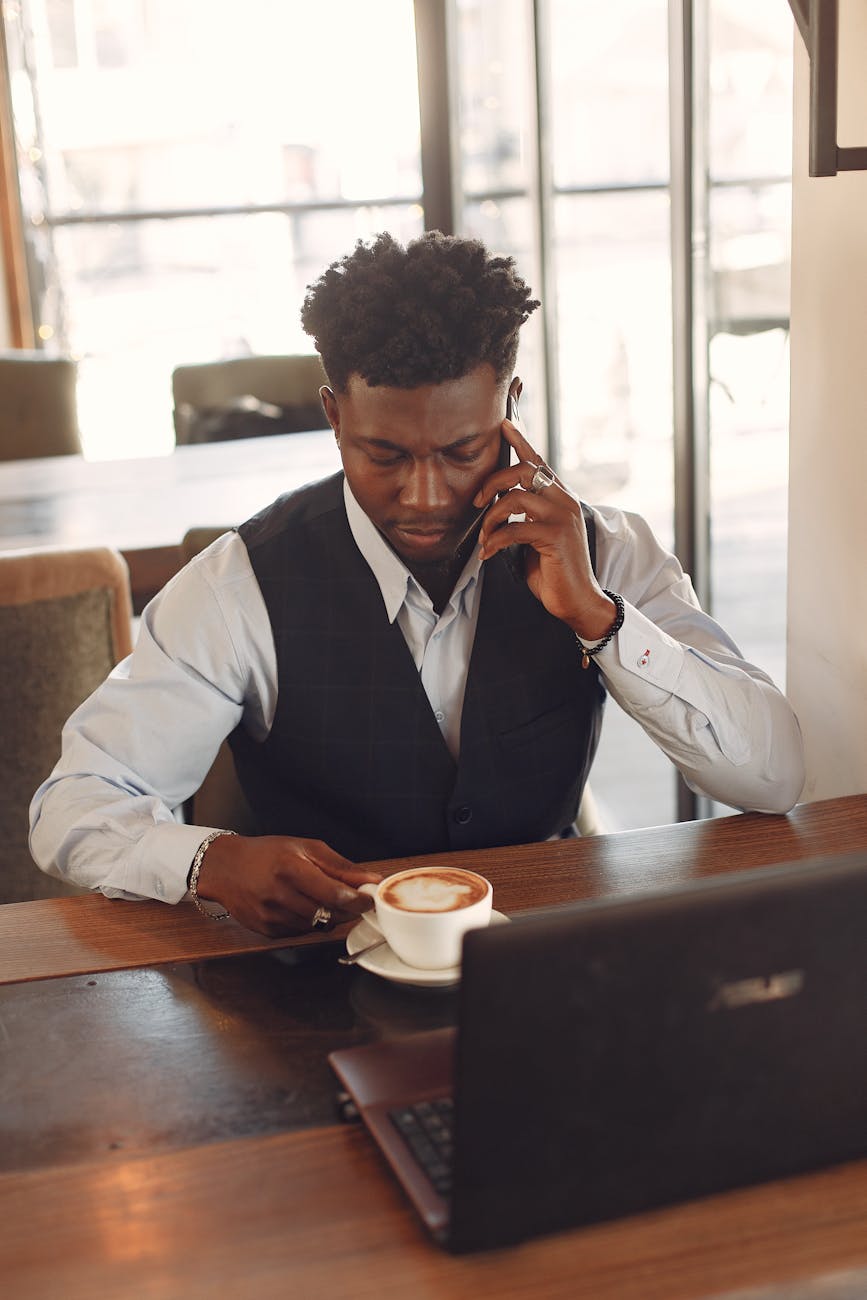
[787, 1, 867, 800]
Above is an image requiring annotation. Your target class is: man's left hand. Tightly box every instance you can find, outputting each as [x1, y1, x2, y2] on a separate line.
[476, 414, 616, 642]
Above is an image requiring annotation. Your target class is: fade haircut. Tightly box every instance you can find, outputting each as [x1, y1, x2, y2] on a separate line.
[300, 230, 540, 393]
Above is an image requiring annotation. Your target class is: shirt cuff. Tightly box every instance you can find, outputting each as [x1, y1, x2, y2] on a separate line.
[121, 821, 229, 904]
[594, 602, 686, 700]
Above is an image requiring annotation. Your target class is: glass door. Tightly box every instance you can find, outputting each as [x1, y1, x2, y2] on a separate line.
[451, 0, 793, 829]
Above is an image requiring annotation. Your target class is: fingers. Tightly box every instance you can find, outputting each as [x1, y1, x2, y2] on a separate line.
[200, 834, 380, 938]
[474, 423, 567, 513]
[297, 839, 382, 888]
[287, 845, 378, 917]
[241, 878, 366, 940]
[500, 413, 542, 466]
[479, 516, 565, 561]
[501, 419, 566, 488]
[478, 481, 581, 553]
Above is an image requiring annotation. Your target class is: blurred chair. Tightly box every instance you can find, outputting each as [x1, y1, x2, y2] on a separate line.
[576, 783, 605, 837]
[180, 525, 233, 566]
[0, 546, 133, 902]
[172, 353, 330, 445]
[180, 526, 257, 835]
[0, 351, 82, 461]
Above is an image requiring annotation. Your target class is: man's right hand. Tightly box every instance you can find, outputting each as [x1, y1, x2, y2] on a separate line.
[193, 833, 381, 937]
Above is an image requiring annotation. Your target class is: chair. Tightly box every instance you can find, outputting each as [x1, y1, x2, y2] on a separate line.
[576, 782, 605, 836]
[172, 354, 330, 445]
[0, 546, 133, 901]
[0, 351, 82, 461]
[180, 526, 234, 566]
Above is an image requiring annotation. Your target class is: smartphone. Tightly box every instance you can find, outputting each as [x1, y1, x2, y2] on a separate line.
[455, 391, 516, 552]
[505, 389, 518, 426]
[500, 389, 526, 577]
[500, 391, 517, 471]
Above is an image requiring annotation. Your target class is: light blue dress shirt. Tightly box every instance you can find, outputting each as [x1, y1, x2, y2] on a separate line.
[29, 480, 805, 904]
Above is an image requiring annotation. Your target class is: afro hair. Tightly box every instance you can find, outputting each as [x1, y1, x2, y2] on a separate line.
[300, 230, 539, 392]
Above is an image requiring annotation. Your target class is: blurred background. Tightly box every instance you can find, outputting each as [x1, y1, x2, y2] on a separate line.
[1, 0, 795, 830]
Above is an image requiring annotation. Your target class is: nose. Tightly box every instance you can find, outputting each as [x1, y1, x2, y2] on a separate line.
[399, 458, 453, 513]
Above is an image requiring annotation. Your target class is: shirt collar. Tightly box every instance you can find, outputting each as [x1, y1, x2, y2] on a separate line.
[342, 477, 483, 624]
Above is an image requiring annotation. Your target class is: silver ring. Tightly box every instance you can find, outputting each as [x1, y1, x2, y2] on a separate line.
[529, 465, 556, 493]
[311, 905, 332, 931]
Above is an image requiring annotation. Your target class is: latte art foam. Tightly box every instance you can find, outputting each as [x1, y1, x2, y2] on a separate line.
[380, 868, 488, 913]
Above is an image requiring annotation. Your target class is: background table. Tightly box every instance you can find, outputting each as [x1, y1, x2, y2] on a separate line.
[0, 431, 339, 606]
[3, 795, 867, 1298]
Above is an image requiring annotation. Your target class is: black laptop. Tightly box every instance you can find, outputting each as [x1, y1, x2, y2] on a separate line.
[329, 850, 867, 1253]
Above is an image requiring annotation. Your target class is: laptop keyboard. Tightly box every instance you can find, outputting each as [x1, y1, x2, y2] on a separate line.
[389, 1097, 454, 1197]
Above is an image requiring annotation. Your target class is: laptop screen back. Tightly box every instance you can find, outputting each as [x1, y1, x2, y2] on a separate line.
[448, 851, 867, 1251]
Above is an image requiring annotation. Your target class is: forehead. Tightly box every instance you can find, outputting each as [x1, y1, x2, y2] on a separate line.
[340, 364, 504, 446]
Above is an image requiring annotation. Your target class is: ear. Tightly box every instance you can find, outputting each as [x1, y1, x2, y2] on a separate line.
[320, 386, 341, 443]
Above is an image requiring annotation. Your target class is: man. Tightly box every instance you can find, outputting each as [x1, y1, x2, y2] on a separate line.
[30, 231, 805, 936]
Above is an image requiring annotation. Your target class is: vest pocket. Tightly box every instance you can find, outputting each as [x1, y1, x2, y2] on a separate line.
[495, 699, 580, 753]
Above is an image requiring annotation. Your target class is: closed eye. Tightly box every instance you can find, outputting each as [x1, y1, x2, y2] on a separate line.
[360, 434, 486, 466]
[445, 448, 483, 464]
[365, 447, 407, 466]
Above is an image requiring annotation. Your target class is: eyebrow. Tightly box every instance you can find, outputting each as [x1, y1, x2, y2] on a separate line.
[358, 432, 485, 453]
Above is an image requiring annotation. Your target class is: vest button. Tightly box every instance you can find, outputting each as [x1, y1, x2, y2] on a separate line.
[453, 805, 473, 826]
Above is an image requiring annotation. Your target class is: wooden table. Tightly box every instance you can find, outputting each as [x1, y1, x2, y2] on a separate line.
[3, 794, 867, 1299]
[0, 430, 339, 607]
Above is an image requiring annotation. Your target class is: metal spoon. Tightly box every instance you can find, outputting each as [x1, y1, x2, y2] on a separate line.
[337, 937, 388, 966]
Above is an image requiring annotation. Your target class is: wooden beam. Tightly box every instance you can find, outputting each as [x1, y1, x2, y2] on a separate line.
[788, 0, 809, 46]
[0, 19, 34, 348]
[789, 0, 867, 177]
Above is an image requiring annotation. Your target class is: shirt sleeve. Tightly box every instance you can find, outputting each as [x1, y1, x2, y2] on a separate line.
[28, 531, 276, 903]
[589, 504, 805, 814]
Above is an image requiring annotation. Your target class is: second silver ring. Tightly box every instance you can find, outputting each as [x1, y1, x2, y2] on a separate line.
[529, 464, 556, 493]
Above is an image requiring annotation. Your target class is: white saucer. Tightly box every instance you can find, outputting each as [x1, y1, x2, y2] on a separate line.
[345, 910, 509, 987]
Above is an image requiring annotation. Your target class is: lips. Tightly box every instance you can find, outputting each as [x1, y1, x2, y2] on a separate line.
[392, 519, 456, 534]
[393, 524, 451, 551]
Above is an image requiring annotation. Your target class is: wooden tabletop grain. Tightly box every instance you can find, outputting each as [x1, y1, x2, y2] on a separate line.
[4, 1121, 867, 1300]
[3, 793, 865, 986]
[3, 793, 867, 1300]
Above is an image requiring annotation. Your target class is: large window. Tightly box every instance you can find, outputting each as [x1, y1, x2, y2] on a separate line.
[4, 0, 424, 456]
[1, 0, 795, 830]
[706, 4, 793, 691]
[545, 1, 676, 828]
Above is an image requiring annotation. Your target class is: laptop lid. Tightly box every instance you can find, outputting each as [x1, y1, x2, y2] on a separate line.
[332, 850, 867, 1252]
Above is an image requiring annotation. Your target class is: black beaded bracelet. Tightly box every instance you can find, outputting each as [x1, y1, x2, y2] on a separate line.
[575, 590, 625, 669]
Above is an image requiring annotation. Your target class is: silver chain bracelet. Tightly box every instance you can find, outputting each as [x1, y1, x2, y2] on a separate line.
[187, 829, 237, 919]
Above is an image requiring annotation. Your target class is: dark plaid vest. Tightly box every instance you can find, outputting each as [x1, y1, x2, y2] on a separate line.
[230, 473, 605, 863]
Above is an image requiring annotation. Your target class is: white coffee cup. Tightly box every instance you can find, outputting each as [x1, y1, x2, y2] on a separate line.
[360, 865, 493, 970]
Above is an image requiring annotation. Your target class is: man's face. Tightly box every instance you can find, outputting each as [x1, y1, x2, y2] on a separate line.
[322, 364, 509, 572]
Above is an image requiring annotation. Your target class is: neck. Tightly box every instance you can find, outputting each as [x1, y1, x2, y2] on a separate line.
[410, 525, 481, 613]
[408, 558, 462, 615]
[385, 523, 480, 615]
